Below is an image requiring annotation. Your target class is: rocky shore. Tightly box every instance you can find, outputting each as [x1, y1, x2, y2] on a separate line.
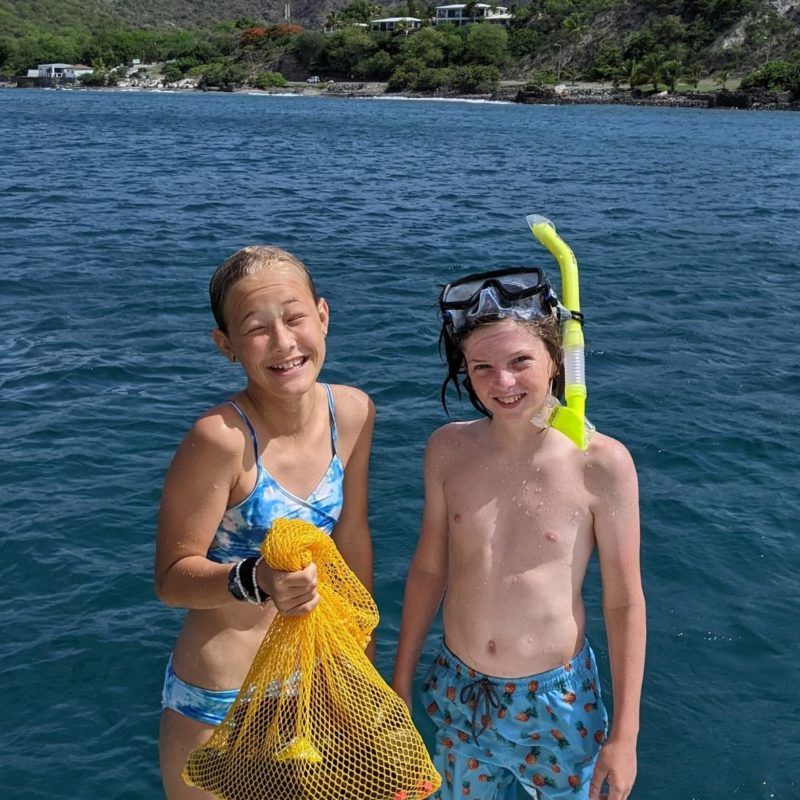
[499, 84, 800, 111]
[258, 80, 800, 111]
[7, 78, 798, 110]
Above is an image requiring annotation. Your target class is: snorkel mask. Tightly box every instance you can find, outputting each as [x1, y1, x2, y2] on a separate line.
[439, 215, 594, 451]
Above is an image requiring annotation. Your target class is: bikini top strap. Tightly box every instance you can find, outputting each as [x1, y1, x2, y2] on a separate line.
[225, 399, 260, 464]
[322, 383, 339, 454]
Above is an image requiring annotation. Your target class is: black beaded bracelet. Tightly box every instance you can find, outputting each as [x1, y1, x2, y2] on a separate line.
[227, 556, 270, 604]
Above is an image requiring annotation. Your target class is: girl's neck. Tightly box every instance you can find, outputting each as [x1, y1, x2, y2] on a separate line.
[243, 383, 321, 438]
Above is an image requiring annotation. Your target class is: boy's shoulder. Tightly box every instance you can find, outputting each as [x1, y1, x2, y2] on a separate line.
[427, 419, 485, 451]
[585, 430, 637, 486]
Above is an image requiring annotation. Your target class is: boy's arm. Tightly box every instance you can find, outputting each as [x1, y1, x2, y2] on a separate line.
[392, 430, 450, 710]
[331, 391, 376, 659]
[589, 438, 646, 800]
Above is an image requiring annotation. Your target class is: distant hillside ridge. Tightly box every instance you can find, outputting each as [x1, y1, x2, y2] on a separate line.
[2, 0, 799, 91]
[3, 0, 800, 34]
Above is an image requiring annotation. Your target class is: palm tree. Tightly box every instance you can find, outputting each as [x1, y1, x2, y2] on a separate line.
[685, 63, 703, 89]
[563, 13, 586, 40]
[464, 0, 479, 21]
[323, 12, 341, 32]
[640, 52, 665, 92]
[661, 59, 683, 93]
[716, 69, 730, 90]
[615, 58, 642, 90]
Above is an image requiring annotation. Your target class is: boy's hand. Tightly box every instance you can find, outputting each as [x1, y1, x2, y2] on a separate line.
[392, 684, 413, 713]
[588, 735, 637, 800]
[257, 561, 319, 616]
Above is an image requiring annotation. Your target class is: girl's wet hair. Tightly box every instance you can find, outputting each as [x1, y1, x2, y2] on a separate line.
[440, 315, 565, 418]
[209, 246, 319, 333]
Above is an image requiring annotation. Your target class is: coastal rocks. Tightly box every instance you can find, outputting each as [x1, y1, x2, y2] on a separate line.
[324, 82, 385, 97]
[512, 84, 799, 110]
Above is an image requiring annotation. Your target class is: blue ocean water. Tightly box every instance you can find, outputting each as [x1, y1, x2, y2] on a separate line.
[1, 88, 799, 799]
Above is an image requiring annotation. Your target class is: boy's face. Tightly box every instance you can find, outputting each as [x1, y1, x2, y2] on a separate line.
[462, 320, 554, 422]
[213, 263, 328, 397]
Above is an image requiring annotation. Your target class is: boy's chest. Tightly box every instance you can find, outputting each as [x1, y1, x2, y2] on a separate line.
[443, 457, 593, 562]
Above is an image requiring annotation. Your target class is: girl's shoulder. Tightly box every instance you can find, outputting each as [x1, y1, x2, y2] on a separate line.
[182, 400, 250, 461]
[327, 383, 375, 433]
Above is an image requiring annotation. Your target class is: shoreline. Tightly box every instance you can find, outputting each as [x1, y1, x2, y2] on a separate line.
[5, 80, 798, 111]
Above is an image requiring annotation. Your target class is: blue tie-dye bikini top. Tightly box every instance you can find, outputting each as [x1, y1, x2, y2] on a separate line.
[207, 384, 345, 563]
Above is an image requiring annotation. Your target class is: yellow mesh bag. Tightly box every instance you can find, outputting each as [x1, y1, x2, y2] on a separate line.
[183, 518, 441, 800]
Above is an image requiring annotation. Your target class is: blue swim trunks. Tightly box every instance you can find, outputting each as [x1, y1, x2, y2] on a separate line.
[420, 639, 608, 800]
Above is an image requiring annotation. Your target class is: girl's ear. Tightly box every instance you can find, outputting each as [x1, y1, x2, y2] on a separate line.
[317, 297, 330, 336]
[212, 328, 236, 362]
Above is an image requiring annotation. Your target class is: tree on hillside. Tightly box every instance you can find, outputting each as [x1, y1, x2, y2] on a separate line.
[685, 63, 703, 88]
[293, 30, 327, 70]
[464, 0, 480, 23]
[563, 13, 586, 40]
[324, 27, 377, 75]
[340, 0, 381, 24]
[615, 58, 644, 89]
[324, 12, 343, 31]
[406, 0, 435, 23]
[640, 51, 665, 91]
[400, 26, 445, 67]
[716, 68, 730, 89]
[464, 23, 509, 68]
[661, 59, 682, 92]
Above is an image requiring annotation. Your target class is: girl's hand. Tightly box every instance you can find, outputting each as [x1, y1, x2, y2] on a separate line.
[257, 560, 320, 616]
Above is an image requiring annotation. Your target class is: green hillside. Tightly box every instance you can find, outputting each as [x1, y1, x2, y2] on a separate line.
[2, 0, 798, 94]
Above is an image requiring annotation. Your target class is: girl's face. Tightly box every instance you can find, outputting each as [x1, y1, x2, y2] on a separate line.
[461, 319, 555, 423]
[213, 264, 329, 398]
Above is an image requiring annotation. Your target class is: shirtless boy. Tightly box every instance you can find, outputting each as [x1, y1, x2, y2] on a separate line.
[393, 267, 645, 800]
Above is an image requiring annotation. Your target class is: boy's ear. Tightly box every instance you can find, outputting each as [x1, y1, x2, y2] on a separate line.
[317, 297, 330, 336]
[212, 328, 236, 361]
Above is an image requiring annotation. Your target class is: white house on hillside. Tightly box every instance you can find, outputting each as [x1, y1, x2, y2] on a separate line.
[38, 63, 94, 81]
[434, 4, 512, 26]
[370, 17, 422, 33]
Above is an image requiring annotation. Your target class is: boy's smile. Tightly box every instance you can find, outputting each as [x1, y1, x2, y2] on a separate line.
[463, 320, 553, 421]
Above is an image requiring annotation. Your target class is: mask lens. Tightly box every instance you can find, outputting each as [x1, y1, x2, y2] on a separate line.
[443, 269, 544, 307]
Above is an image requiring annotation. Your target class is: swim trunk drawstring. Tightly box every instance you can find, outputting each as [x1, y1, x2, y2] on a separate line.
[460, 678, 501, 745]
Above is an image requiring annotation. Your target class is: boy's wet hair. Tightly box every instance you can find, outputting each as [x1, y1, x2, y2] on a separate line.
[209, 246, 319, 333]
[440, 315, 565, 418]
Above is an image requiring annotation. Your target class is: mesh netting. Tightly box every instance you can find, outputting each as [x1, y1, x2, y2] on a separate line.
[183, 518, 441, 800]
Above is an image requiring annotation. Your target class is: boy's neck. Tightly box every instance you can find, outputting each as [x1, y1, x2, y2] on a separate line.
[486, 415, 550, 452]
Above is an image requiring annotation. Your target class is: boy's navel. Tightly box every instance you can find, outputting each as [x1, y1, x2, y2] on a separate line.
[453, 513, 462, 523]
[545, 531, 558, 542]
[486, 639, 496, 653]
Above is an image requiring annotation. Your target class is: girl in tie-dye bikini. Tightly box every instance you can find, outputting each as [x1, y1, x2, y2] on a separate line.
[155, 246, 376, 800]
[393, 254, 646, 800]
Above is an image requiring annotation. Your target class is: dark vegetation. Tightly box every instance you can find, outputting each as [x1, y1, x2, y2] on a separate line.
[1, 0, 798, 95]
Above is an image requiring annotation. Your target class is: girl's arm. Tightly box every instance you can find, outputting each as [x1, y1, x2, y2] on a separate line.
[392, 430, 450, 710]
[154, 409, 246, 609]
[155, 408, 318, 613]
[331, 389, 376, 595]
[588, 437, 646, 800]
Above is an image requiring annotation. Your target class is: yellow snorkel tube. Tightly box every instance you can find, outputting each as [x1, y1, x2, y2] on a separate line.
[526, 214, 593, 451]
